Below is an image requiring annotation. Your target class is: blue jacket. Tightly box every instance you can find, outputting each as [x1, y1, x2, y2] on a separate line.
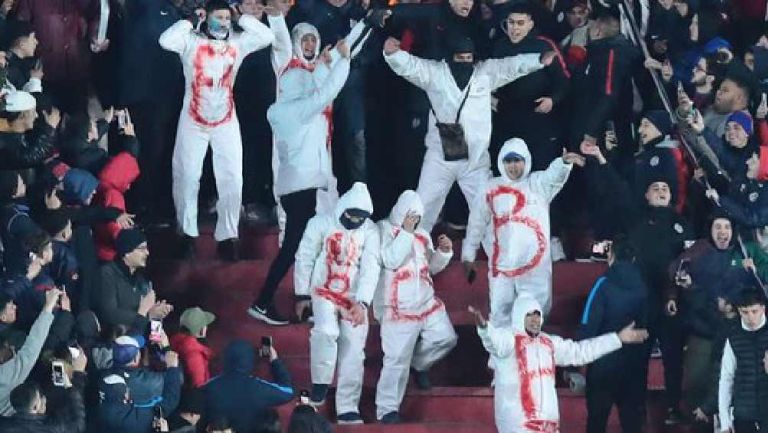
[579, 261, 649, 372]
[203, 340, 294, 433]
[0, 201, 38, 275]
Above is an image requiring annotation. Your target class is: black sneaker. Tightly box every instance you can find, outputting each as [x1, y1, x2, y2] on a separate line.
[337, 412, 364, 425]
[217, 239, 240, 262]
[247, 304, 289, 326]
[413, 369, 432, 390]
[310, 384, 328, 407]
[665, 408, 684, 426]
[380, 411, 401, 424]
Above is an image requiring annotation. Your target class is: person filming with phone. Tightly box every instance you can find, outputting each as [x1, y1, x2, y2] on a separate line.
[202, 338, 293, 433]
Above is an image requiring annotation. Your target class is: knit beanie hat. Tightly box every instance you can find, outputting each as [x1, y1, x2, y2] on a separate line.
[726, 110, 753, 135]
[642, 110, 674, 137]
[115, 228, 146, 257]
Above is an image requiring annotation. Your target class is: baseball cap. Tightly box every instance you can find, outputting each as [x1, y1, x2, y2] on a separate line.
[180, 307, 216, 336]
[112, 335, 146, 366]
[503, 151, 525, 162]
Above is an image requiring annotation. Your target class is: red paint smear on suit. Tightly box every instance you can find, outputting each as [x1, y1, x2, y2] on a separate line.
[315, 232, 359, 311]
[279, 56, 334, 149]
[514, 334, 558, 432]
[190, 44, 237, 127]
[486, 185, 547, 278]
[386, 228, 443, 322]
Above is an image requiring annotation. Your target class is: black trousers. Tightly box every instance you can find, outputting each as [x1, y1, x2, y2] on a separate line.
[648, 312, 685, 410]
[586, 364, 646, 433]
[254, 188, 317, 307]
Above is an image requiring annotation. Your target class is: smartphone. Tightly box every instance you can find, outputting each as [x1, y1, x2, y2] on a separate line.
[261, 336, 272, 357]
[116, 110, 126, 129]
[675, 259, 691, 285]
[152, 405, 164, 432]
[149, 320, 163, 344]
[591, 240, 612, 256]
[299, 389, 310, 405]
[51, 360, 66, 387]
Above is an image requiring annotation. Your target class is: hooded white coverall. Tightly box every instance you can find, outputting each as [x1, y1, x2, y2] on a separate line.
[383, 49, 543, 234]
[294, 182, 380, 414]
[373, 190, 457, 419]
[159, 16, 275, 241]
[462, 138, 572, 324]
[479, 296, 622, 433]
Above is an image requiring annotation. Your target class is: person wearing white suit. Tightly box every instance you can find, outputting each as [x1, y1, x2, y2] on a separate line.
[382, 36, 548, 234]
[462, 138, 575, 324]
[474, 296, 647, 433]
[159, 2, 275, 256]
[293, 182, 380, 424]
[373, 190, 457, 423]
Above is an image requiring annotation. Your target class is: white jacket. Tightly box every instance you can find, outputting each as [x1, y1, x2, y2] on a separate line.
[383, 50, 542, 169]
[294, 182, 381, 307]
[269, 57, 350, 197]
[373, 190, 452, 321]
[462, 138, 572, 276]
[479, 296, 622, 433]
[158, 15, 275, 127]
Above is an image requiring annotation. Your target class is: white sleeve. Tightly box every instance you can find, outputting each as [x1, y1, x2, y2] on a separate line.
[427, 236, 452, 275]
[462, 186, 490, 262]
[296, 58, 350, 121]
[478, 323, 516, 358]
[236, 14, 276, 57]
[380, 226, 414, 270]
[551, 333, 622, 366]
[476, 53, 543, 91]
[354, 225, 381, 305]
[529, 157, 573, 203]
[718, 339, 736, 432]
[268, 14, 292, 74]
[23, 77, 42, 93]
[159, 19, 194, 55]
[384, 49, 438, 91]
[294, 217, 325, 297]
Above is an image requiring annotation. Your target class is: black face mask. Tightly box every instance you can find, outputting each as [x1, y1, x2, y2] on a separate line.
[340, 209, 370, 230]
[449, 60, 474, 89]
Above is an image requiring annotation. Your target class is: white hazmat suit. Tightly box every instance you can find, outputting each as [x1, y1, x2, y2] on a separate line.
[294, 182, 380, 415]
[479, 296, 622, 433]
[159, 16, 275, 241]
[462, 138, 572, 324]
[373, 190, 457, 420]
[383, 49, 543, 234]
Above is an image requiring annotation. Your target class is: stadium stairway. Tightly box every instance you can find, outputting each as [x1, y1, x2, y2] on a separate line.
[147, 224, 686, 433]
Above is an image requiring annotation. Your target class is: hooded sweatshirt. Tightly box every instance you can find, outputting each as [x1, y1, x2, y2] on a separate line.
[374, 190, 452, 321]
[478, 296, 622, 433]
[94, 152, 141, 261]
[463, 138, 572, 277]
[203, 340, 293, 433]
[294, 182, 380, 308]
[62, 169, 99, 206]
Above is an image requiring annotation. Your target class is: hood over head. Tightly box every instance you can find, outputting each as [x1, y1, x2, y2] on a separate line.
[223, 339, 255, 374]
[334, 182, 374, 224]
[99, 152, 140, 193]
[278, 68, 316, 102]
[389, 190, 424, 227]
[291, 22, 321, 62]
[62, 168, 99, 205]
[498, 138, 532, 182]
[511, 295, 543, 332]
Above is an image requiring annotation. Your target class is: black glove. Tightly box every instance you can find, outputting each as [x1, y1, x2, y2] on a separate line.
[364, 8, 390, 28]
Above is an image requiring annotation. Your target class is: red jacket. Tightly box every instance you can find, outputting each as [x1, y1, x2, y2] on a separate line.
[170, 333, 213, 388]
[94, 152, 139, 261]
[15, 0, 99, 82]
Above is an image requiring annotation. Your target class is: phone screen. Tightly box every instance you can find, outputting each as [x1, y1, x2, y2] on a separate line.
[52, 362, 66, 386]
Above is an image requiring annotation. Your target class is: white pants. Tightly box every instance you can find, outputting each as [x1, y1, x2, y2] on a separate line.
[416, 155, 491, 234]
[489, 271, 552, 328]
[375, 307, 457, 419]
[310, 295, 369, 415]
[173, 113, 242, 241]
